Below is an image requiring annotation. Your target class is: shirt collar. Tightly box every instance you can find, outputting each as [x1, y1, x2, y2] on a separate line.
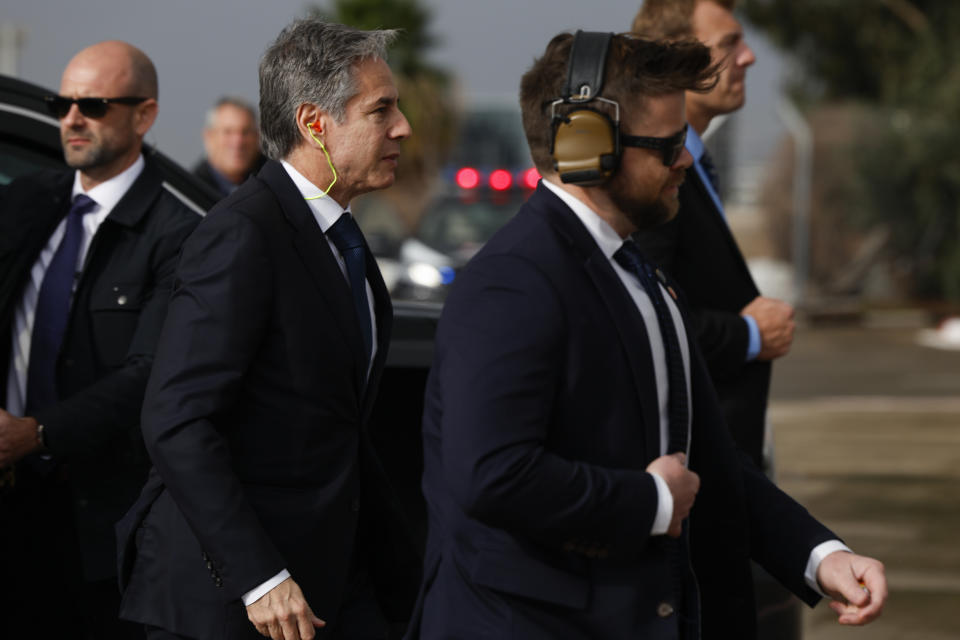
[71, 154, 145, 222]
[684, 126, 705, 164]
[541, 178, 625, 260]
[280, 159, 348, 233]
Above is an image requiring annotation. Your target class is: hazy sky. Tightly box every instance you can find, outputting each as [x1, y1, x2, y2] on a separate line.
[4, 0, 787, 171]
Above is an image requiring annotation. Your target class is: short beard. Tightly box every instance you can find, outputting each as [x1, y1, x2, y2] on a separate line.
[63, 143, 113, 171]
[607, 179, 679, 232]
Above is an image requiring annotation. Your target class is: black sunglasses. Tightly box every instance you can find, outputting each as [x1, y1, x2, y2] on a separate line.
[620, 124, 688, 167]
[44, 95, 149, 119]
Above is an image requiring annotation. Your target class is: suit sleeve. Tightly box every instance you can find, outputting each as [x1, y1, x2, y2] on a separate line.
[139, 209, 286, 600]
[687, 341, 835, 606]
[34, 208, 199, 460]
[437, 253, 659, 554]
[691, 307, 750, 381]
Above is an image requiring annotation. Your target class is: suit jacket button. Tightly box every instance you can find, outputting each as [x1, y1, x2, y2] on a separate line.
[215, 578, 223, 588]
[117, 295, 128, 306]
[657, 602, 674, 618]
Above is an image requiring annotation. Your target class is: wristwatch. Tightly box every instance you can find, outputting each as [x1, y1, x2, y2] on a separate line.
[36, 422, 47, 450]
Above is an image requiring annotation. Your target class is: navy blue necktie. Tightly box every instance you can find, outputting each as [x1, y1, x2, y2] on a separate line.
[326, 212, 373, 365]
[614, 241, 688, 454]
[26, 194, 97, 414]
[699, 148, 721, 197]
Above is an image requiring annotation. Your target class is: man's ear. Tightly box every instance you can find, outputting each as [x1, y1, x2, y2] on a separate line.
[134, 98, 158, 137]
[295, 104, 328, 145]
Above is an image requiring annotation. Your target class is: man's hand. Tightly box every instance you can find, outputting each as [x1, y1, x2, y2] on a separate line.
[246, 577, 326, 640]
[0, 409, 40, 467]
[817, 551, 887, 625]
[647, 452, 699, 537]
[740, 296, 795, 361]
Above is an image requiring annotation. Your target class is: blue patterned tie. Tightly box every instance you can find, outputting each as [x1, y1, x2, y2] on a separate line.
[326, 212, 373, 365]
[26, 194, 97, 413]
[614, 241, 688, 454]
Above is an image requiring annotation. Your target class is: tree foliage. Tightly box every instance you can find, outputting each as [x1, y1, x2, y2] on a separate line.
[743, 0, 960, 299]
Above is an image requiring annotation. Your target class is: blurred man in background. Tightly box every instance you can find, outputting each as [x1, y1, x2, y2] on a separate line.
[193, 96, 265, 197]
[0, 40, 199, 639]
[633, 0, 795, 469]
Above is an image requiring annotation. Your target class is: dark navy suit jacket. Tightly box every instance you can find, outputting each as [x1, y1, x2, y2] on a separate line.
[634, 169, 770, 468]
[117, 160, 418, 639]
[408, 183, 833, 639]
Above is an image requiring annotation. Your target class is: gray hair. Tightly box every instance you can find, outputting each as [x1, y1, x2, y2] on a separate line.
[259, 19, 397, 160]
[205, 96, 258, 129]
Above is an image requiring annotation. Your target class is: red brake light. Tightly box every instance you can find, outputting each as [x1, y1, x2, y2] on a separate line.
[523, 167, 541, 190]
[489, 169, 512, 191]
[456, 167, 480, 190]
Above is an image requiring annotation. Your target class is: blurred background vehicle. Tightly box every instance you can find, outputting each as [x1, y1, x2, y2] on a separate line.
[358, 101, 540, 302]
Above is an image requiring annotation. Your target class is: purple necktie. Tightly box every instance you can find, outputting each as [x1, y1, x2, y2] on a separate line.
[26, 194, 97, 413]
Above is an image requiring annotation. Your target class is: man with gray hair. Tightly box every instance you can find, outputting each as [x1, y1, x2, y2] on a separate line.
[117, 19, 417, 640]
[193, 97, 265, 197]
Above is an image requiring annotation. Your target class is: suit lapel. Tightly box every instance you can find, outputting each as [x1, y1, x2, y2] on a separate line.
[258, 161, 369, 392]
[361, 249, 393, 418]
[77, 157, 164, 291]
[529, 186, 662, 460]
[686, 170, 758, 289]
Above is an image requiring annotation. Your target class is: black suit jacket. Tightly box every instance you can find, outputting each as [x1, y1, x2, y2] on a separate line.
[117, 160, 419, 639]
[634, 168, 770, 467]
[409, 184, 833, 639]
[0, 157, 200, 581]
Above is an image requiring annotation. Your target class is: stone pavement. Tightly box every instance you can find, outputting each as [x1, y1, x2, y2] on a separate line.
[769, 325, 960, 640]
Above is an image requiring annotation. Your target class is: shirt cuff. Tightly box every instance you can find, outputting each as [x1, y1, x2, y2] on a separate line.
[242, 569, 291, 606]
[743, 314, 761, 361]
[648, 471, 673, 536]
[804, 540, 852, 597]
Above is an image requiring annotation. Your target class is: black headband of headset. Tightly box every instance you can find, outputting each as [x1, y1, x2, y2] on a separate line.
[562, 31, 613, 101]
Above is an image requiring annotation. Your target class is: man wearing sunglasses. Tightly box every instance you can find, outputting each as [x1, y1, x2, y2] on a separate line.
[0, 41, 199, 639]
[406, 30, 886, 640]
[631, 0, 794, 472]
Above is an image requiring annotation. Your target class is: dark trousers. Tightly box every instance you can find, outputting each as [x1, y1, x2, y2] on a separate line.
[0, 470, 142, 640]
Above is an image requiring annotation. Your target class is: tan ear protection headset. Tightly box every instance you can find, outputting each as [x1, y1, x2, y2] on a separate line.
[550, 31, 622, 186]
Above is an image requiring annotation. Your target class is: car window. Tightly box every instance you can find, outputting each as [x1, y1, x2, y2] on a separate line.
[0, 138, 63, 185]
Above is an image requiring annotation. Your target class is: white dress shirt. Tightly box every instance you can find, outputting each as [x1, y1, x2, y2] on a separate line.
[241, 162, 380, 607]
[5, 155, 145, 417]
[541, 179, 847, 596]
[542, 179, 688, 536]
